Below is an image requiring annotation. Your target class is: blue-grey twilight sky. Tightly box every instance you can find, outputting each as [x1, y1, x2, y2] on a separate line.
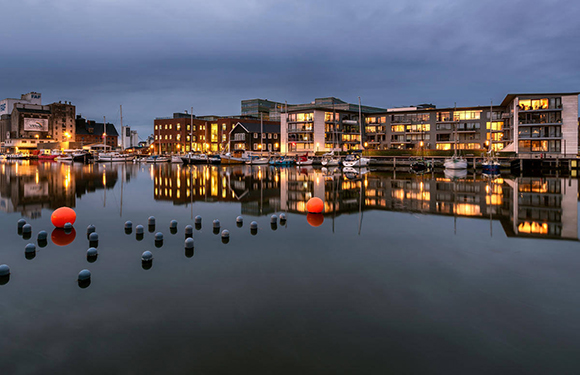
[1, 0, 579, 138]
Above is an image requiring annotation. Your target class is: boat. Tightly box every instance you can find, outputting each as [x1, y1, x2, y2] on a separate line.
[221, 151, 248, 164]
[38, 150, 61, 160]
[342, 151, 370, 167]
[321, 152, 340, 166]
[72, 150, 94, 163]
[444, 168, 468, 180]
[208, 154, 221, 164]
[444, 105, 468, 170]
[246, 156, 269, 165]
[296, 153, 313, 166]
[481, 100, 501, 175]
[269, 156, 295, 166]
[97, 153, 134, 162]
[181, 153, 208, 164]
[171, 155, 184, 163]
[146, 155, 170, 163]
[55, 154, 73, 162]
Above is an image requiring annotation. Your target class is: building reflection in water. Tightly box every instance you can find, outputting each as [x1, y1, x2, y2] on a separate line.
[152, 165, 578, 241]
[1, 160, 575, 241]
[0, 160, 121, 218]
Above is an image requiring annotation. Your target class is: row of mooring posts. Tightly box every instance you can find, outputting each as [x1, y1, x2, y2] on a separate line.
[3, 213, 289, 287]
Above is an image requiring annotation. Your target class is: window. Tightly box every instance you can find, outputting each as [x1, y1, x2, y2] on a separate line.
[391, 125, 405, 132]
[486, 122, 503, 131]
[268, 133, 272, 139]
[453, 110, 481, 121]
[262, 133, 266, 139]
[254, 133, 258, 138]
[222, 134, 226, 142]
[176, 123, 180, 130]
[253, 143, 258, 150]
[274, 134, 277, 139]
[165, 125, 168, 129]
[222, 123, 227, 131]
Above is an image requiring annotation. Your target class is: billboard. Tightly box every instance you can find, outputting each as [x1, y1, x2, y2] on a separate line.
[24, 118, 48, 132]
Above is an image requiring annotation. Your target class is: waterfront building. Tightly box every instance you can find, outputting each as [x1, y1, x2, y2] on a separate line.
[120, 126, 140, 149]
[0, 92, 77, 151]
[279, 97, 387, 154]
[241, 99, 285, 121]
[278, 92, 579, 157]
[153, 112, 279, 154]
[75, 115, 119, 148]
[229, 122, 280, 152]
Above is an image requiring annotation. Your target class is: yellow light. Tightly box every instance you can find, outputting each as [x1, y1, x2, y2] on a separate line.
[419, 141, 423, 147]
[275, 143, 279, 148]
[364, 142, 368, 147]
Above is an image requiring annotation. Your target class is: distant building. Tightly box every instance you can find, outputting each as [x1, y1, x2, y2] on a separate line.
[75, 115, 119, 148]
[120, 126, 140, 149]
[0, 92, 42, 117]
[241, 99, 285, 120]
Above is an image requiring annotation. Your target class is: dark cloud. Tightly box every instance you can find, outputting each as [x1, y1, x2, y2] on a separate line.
[1, 0, 579, 138]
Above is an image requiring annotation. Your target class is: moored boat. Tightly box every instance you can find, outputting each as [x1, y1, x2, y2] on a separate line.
[97, 153, 134, 162]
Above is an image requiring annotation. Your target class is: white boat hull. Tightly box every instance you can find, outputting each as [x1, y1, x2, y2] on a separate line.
[246, 157, 269, 165]
[342, 157, 370, 168]
[444, 158, 468, 170]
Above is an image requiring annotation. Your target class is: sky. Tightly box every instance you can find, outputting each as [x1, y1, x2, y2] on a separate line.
[1, 0, 580, 139]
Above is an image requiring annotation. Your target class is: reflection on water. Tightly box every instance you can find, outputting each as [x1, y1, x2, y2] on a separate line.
[1, 161, 578, 241]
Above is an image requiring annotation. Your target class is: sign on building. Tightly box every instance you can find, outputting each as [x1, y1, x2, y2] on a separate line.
[23, 118, 48, 132]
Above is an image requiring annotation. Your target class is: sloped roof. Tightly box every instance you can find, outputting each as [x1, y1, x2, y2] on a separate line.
[232, 122, 280, 133]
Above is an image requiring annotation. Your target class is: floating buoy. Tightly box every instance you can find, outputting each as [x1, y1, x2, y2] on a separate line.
[236, 216, 243, 227]
[25, 243, 36, 253]
[306, 197, 324, 214]
[250, 221, 258, 235]
[78, 269, 91, 281]
[136, 225, 144, 235]
[271, 222, 277, 231]
[52, 228, 77, 246]
[194, 215, 202, 225]
[125, 221, 133, 234]
[184, 225, 193, 238]
[155, 232, 163, 247]
[22, 224, 32, 239]
[37, 230, 48, 241]
[0, 264, 11, 276]
[170, 220, 178, 229]
[307, 213, 324, 227]
[17, 219, 26, 231]
[279, 213, 286, 221]
[63, 222, 73, 234]
[270, 215, 277, 224]
[142, 251, 153, 270]
[89, 232, 98, 247]
[185, 237, 194, 249]
[221, 229, 230, 244]
[86, 225, 96, 239]
[51, 207, 77, 228]
[87, 247, 98, 263]
[213, 219, 220, 228]
[148, 216, 156, 226]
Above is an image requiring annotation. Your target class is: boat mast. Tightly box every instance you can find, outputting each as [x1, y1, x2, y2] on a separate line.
[120, 105, 124, 151]
[489, 100, 493, 154]
[260, 112, 263, 157]
[190, 106, 193, 153]
[453, 103, 458, 157]
[358, 96, 363, 150]
[103, 116, 107, 152]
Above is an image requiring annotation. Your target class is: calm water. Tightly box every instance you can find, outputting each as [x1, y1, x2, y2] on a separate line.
[1, 161, 580, 374]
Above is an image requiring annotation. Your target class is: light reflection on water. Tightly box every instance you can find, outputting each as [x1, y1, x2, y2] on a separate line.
[1, 160, 580, 374]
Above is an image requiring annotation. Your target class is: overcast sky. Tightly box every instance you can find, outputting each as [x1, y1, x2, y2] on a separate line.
[1, 0, 579, 138]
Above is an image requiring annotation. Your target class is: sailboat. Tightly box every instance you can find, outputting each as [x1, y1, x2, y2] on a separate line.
[246, 113, 269, 165]
[296, 152, 313, 166]
[482, 100, 501, 175]
[444, 104, 468, 170]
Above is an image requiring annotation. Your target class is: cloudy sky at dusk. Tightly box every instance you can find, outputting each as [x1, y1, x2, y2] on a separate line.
[1, 0, 579, 138]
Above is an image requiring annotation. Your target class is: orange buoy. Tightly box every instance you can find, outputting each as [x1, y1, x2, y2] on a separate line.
[51, 228, 77, 246]
[51, 207, 77, 228]
[306, 197, 324, 214]
[307, 213, 324, 227]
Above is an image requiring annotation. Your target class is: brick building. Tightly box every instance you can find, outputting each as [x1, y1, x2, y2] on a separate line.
[153, 113, 279, 154]
[75, 116, 119, 148]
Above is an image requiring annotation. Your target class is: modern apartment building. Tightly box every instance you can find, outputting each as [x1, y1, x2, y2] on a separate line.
[241, 99, 285, 121]
[279, 97, 387, 154]
[279, 92, 579, 156]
